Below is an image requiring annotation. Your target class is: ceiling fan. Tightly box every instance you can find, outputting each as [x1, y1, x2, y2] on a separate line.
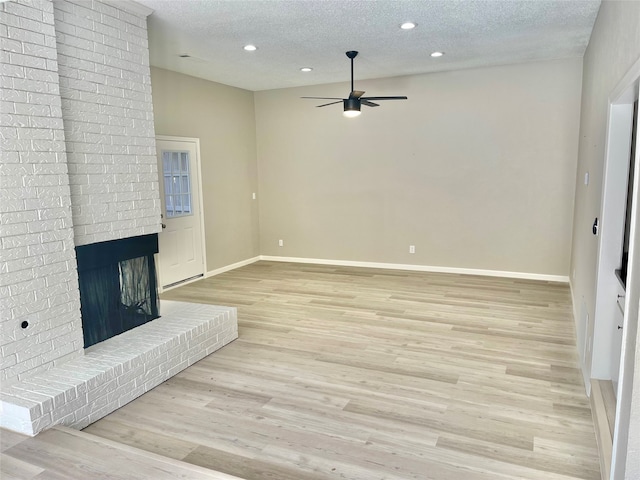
[302, 51, 408, 117]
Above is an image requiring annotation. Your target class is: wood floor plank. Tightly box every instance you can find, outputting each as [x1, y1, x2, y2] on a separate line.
[0, 453, 45, 480]
[0, 429, 29, 452]
[1, 426, 243, 479]
[184, 444, 328, 480]
[81, 419, 200, 460]
[79, 261, 599, 479]
[436, 434, 600, 480]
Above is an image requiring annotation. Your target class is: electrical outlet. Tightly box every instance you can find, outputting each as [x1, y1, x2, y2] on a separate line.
[278, 239, 284, 247]
[409, 245, 415, 254]
[252, 192, 256, 200]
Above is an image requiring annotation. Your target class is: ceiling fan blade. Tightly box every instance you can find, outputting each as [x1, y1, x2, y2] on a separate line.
[302, 96, 344, 100]
[360, 96, 408, 101]
[349, 90, 365, 99]
[316, 100, 343, 107]
[361, 100, 379, 107]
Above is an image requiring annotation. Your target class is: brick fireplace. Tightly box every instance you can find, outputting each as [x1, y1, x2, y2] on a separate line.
[0, 0, 237, 435]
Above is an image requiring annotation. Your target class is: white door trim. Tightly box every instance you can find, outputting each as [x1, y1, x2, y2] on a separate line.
[156, 135, 207, 293]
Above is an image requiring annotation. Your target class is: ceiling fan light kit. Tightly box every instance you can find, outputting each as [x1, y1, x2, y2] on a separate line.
[302, 50, 408, 118]
[343, 98, 361, 117]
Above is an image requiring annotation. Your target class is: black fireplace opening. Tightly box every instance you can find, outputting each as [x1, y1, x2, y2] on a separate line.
[76, 234, 160, 348]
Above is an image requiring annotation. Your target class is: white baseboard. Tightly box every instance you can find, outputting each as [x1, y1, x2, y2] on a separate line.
[205, 256, 261, 278]
[259, 255, 570, 283]
[167, 255, 568, 286]
[159, 256, 260, 293]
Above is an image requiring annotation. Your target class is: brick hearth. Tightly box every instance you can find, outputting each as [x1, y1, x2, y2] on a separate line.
[0, 301, 238, 436]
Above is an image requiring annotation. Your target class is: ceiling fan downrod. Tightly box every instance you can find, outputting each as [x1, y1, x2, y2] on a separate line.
[346, 50, 358, 93]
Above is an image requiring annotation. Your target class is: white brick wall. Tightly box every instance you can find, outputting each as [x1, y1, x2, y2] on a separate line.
[2, 0, 160, 386]
[1, 0, 84, 385]
[1, 0, 205, 437]
[53, 0, 161, 246]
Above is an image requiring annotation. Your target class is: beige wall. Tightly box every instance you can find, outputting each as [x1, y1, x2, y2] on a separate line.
[255, 58, 583, 276]
[570, 1, 640, 478]
[150, 67, 260, 271]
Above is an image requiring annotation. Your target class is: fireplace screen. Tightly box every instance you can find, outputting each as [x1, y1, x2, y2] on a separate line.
[76, 235, 160, 348]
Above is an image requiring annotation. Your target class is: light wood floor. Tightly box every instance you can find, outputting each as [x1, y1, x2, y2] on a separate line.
[6, 261, 601, 479]
[0, 426, 243, 479]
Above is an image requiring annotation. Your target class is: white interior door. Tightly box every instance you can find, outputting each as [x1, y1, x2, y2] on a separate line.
[156, 138, 204, 288]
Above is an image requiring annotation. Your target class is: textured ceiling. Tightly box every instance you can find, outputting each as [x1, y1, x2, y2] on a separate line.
[136, 0, 601, 92]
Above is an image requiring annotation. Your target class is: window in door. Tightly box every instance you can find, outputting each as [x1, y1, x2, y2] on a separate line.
[162, 151, 192, 218]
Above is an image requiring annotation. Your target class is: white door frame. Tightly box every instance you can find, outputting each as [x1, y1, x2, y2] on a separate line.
[156, 135, 207, 292]
[595, 57, 640, 480]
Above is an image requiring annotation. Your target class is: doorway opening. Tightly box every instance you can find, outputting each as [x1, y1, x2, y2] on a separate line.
[617, 100, 638, 289]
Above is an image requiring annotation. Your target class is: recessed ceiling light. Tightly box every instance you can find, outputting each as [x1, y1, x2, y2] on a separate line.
[430, 51, 444, 57]
[300, 67, 313, 72]
[400, 22, 416, 30]
[243, 44, 257, 51]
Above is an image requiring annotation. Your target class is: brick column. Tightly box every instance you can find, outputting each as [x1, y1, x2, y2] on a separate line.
[54, 0, 160, 246]
[1, 0, 84, 385]
[1, 0, 159, 387]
